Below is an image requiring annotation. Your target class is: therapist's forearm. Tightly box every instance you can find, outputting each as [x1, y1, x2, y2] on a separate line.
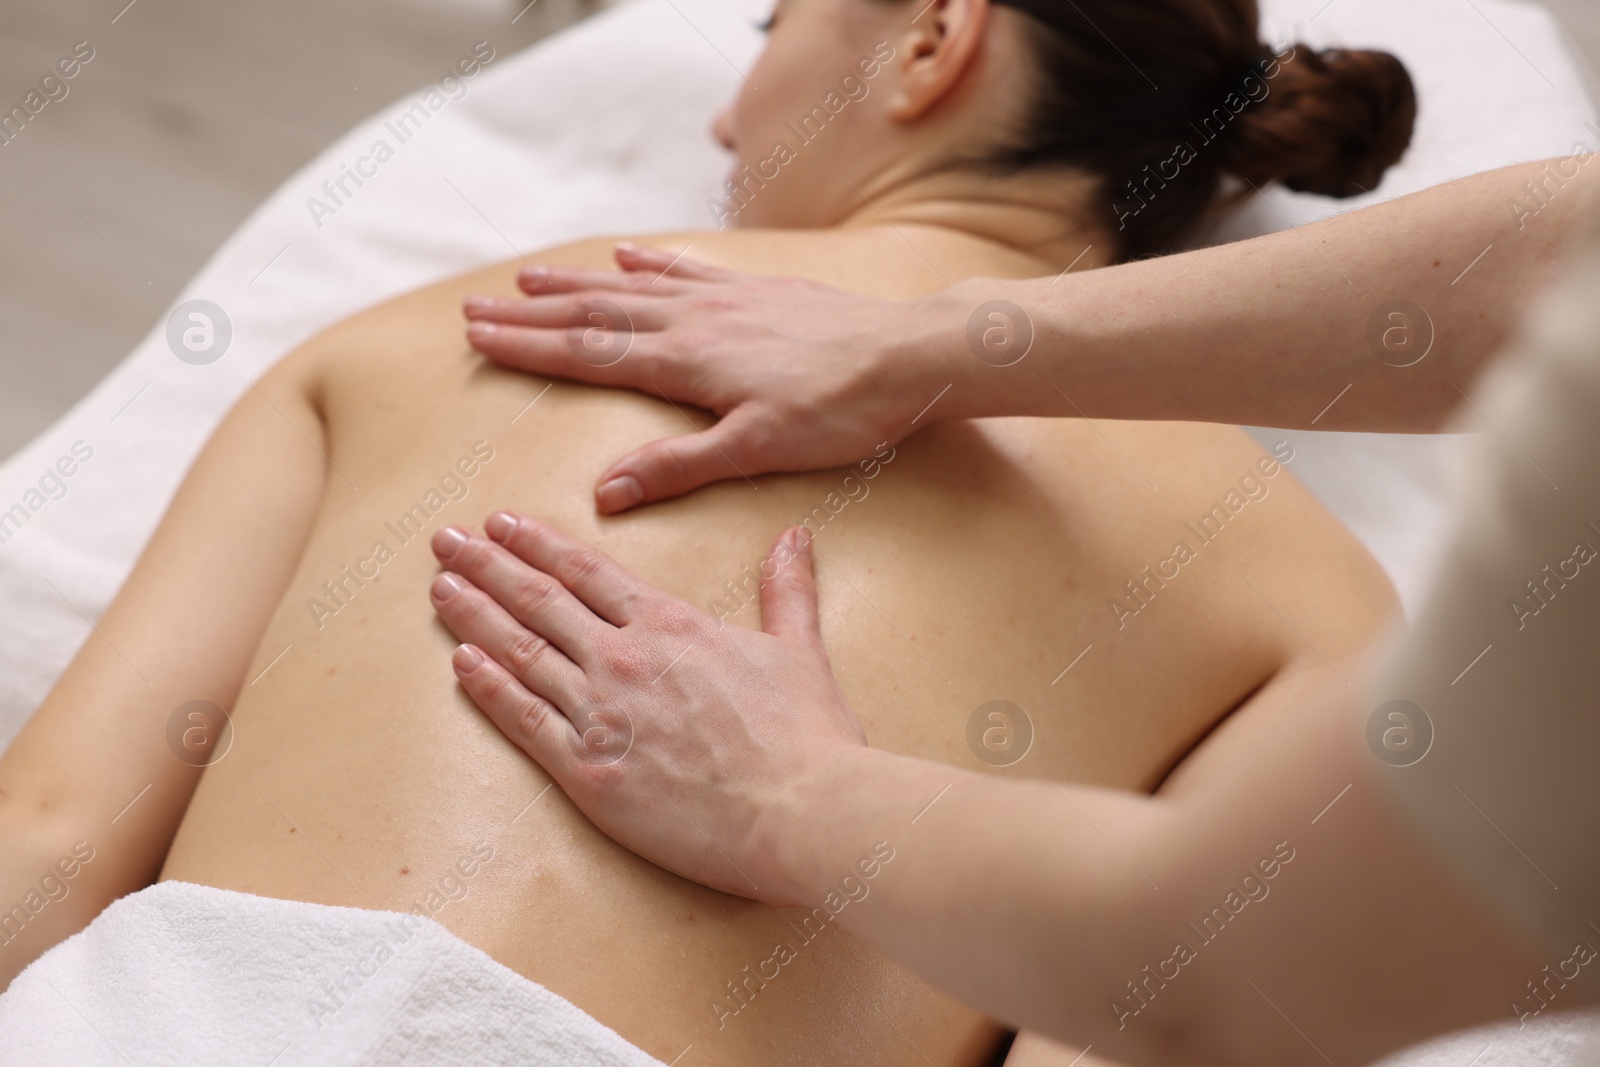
[760, 671, 1550, 1067]
[933, 159, 1596, 432]
[761, 748, 1156, 1051]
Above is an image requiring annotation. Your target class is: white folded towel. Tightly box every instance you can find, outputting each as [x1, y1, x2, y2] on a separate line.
[0, 880, 667, 1067]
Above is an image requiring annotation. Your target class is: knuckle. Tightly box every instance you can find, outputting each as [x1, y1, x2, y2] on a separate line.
[519, 518, 559, 555]
[614, 589, 646, 619]
[563, 546, 607, 587]
[672, 327, 714, 356]
[650, 602, 702, 639]
[600, 639, 654, 684]
[505, 630, 552, 675]
[471, 665, 538, 728]
[581, 756, 627, 789]
[511, 694, 555, 746]
[510, 573, 557, 615]
[476, 665, 519, 706]
[451, 535, 494, 575]
[583, 762, 618, 790]
[691, 292, 739, 317]
[480, 671, 518, 713]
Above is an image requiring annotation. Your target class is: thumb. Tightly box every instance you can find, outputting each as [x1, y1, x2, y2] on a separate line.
[758, 528, 824, 652]
[595, 414, 757, 514]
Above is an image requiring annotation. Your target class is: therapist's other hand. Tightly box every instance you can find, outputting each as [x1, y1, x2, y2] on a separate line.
[429, 512, 864, 904]
[463, 243, 957, 514]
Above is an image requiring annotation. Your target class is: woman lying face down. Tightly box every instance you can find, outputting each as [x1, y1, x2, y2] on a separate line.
[0, 0, 1413, 1063]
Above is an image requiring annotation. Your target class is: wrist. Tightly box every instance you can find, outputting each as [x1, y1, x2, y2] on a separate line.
[748, 743, 891, 907]
[912, 276, 1072, 422]
[751, 742, 966, 910]
[862, 292, 963, 432]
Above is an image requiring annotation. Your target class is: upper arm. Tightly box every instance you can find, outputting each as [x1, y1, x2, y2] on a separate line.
[0, 350, 329, 986]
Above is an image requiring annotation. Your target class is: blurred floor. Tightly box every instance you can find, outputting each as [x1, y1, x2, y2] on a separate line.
[0, 0, 594, 461]
[0, 0, 1596, 463]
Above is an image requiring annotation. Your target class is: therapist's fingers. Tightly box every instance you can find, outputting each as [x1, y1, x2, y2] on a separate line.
[612, 242, 736, 282]
[465, 292, 669, 332]
[467, 325, 692, 399]
[511, 245, 734, 294]
[497, 245, 736, 306]
[431, 572, 586, 709]
[449, 644, 582, 782]
[758, 528, 826, 654]
[431, 526, 609, 658]
[595, 409, 763, 514]
[482, 512, 658, 625]
[511, 263, 695, 298]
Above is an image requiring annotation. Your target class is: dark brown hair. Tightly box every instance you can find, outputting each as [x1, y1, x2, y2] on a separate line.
[985, 0, 1417, 259]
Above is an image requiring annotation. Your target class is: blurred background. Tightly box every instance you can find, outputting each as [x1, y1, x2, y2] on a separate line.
[0, 0, 1596, 462]
[0, 0, 600, 461]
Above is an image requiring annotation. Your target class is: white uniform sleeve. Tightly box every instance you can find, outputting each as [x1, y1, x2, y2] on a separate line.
[1369, 211, 1600, 969]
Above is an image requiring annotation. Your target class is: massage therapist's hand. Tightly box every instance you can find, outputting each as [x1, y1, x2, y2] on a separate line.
[429, 512, 864, 903]
[463, 244, 976, 514]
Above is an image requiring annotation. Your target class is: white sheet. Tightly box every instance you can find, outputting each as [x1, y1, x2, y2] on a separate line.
[0, 880, 667, 1066]
[0, 0, 1595, 1059]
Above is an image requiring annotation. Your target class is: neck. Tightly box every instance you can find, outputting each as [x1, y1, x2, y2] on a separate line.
[831, 166, 1115, 275]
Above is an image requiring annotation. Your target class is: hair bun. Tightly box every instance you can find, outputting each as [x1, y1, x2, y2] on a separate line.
[1223, 45, 1417, 198]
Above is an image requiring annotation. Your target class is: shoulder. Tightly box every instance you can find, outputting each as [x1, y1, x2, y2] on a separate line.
[1070, 418, 1398, 664]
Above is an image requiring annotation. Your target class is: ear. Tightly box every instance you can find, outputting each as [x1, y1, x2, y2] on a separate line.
[885, 0, 991, 122]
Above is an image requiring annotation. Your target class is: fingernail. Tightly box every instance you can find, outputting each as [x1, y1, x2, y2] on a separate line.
[463, 295, 491, 313]
[433, 525, 470, 559]
[597, 476, 644, 514]
[466, 321, 497, 337]
[432, 573, 466, 600]
[453, 644, 484, 672]
[485, 512, 517, 542]
[615, 241, 641, 254]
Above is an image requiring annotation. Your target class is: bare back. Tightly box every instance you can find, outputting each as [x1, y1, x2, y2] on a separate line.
[157, 225, 1395, 1066]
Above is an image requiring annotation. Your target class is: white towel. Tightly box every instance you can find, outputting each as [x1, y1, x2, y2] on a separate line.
[0, 880, 667, 1067]
[4, 879, 1596, 1066]
[1370, 1011, 1600, 1067]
